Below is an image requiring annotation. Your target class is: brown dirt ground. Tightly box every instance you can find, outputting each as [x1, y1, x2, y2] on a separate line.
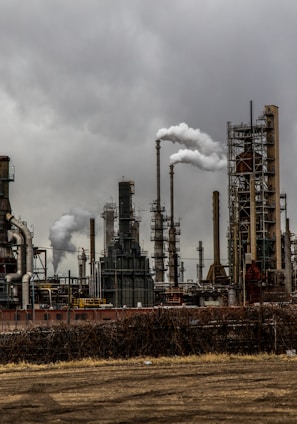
[0, 357, 297, 423]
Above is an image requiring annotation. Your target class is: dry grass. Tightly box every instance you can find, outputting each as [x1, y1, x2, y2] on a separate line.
[0, 352, 296, 373]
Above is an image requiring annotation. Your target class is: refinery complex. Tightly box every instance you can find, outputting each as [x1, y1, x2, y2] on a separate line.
[0, 104, 295, 314]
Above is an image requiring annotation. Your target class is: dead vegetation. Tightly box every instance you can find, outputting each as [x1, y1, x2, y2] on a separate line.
[1, 306, 297, 364]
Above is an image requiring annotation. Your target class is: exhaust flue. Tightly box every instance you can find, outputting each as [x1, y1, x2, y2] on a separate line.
[153, 140, 165, 282]
[206, 191, 227, 284]
[168, 164, 178, 286]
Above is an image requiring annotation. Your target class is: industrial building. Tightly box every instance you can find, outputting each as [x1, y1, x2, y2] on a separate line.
[227, 104, 291, 303]
[99, 180, 154, 307]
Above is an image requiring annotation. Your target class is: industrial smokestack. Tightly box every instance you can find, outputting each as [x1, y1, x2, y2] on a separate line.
[206, 191, 227, 284]
[168, 164, 178, 285]
[90, 218, 95, 266]
[156, 140, 161, 210]
[90, 216, 95, 267]
[89, 217, 96, 297]
[170, 164, 174, 229]
[153, 140, 165, 282]
[213, 191, 220, 265]
[197, 240, 204, 283]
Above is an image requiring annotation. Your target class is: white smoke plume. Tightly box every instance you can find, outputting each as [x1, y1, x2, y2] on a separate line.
[170, 149, 227, 171]
[49, 207, 92, 273]
[156, 122, 227, 171]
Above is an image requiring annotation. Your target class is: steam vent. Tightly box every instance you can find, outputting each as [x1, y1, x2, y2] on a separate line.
[99, 180, 154, 307]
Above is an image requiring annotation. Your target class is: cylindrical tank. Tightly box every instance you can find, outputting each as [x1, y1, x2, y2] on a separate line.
[228, 288, 237, 306]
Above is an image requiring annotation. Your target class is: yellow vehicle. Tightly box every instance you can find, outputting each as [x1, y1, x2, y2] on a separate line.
[72, 297, 106, 309]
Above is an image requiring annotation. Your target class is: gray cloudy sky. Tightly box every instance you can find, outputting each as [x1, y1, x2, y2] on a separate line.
[1, 0, 297, 279]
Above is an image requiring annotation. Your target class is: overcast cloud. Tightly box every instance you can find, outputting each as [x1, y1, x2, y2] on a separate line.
[1, 0, 297, 279]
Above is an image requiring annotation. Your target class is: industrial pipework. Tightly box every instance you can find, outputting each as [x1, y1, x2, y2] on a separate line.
[6, 213, 33, 309]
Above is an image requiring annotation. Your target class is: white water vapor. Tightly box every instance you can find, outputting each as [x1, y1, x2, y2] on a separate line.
[156, 123, 227, 171]
[49, 207, 92, 273]
[170, 149, 227, 171]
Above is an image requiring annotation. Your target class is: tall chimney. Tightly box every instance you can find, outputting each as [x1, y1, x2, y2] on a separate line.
[213, 190, 220, 265]
[156, 140, 161, 210]
[154, 139, 165, 282]
[90, 218, 95, 296]
[206, 191, 227, 283]
[90, 218, 95, 265]
[197, 240, 204, 282]
[168, 164, 177, 284]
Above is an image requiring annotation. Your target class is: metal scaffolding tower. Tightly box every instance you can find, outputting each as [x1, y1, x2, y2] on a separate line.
[227, 104, 282, 286]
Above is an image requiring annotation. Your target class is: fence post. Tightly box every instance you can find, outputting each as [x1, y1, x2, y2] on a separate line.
[274, 317, 277, 354]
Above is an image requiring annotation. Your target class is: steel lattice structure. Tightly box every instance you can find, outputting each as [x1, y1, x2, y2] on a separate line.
[227, 105, 282, 287]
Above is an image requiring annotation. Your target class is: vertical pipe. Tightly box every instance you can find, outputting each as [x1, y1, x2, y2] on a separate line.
[6, 213, 33, 309]
[265, 105, 281, 269]
[174, 253, 178, 287]
[67, 269, 71, 325]
[90, 218, 95, 297]
[250, 100, 253, 133]
[90, 218, 95, 267]
[170, 164, 174, 228]
[180, 261, 184, 283]
[250, 175, 257, 261]
[213, 191, 220, 265]
[156, 140, 161, 210]
[154, 140, 164, 282]
[197, 240, 203, 282]
[168, 164, 177, 284]
[233, 223, 239, 284]
[285, 218, 292, 295]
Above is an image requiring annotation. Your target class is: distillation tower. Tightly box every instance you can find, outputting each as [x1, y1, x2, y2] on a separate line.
[151, 140, 167, 282]
[100, 180, 154, 307]
[227, 104, 289, 302]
